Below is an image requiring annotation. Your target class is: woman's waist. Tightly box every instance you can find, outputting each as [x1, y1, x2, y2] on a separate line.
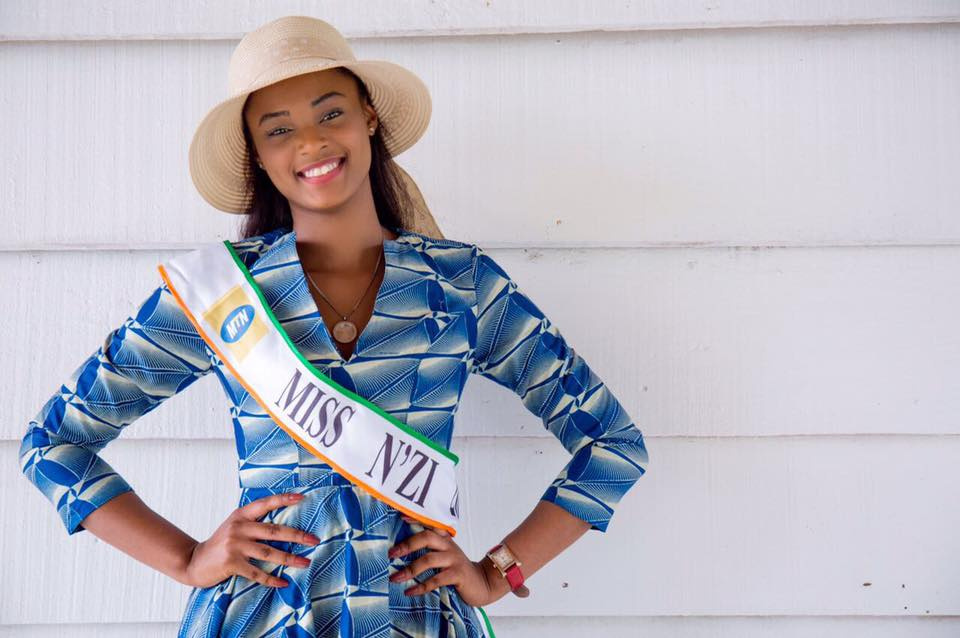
[236, 464, 415, 541]
[238, 461, 352, 495]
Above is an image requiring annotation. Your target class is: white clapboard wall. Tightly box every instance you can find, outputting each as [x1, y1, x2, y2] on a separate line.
[2, 1, 959, 636]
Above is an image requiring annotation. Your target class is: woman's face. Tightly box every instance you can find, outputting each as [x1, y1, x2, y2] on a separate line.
[242, 68, 378, 215]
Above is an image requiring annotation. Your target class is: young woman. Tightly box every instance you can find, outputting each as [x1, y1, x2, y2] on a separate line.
[18, 16, 649, 638]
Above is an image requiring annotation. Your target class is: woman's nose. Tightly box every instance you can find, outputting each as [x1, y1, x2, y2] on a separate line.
[294, 123, 329, 148]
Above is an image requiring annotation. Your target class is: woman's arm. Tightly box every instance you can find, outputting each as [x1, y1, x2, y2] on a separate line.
[18, 282, 216, 536]
[477, 500, 591, 600]
[332, 244, 648, 605]
[469, 244, 650, 595]
[77, 490, 199, 586]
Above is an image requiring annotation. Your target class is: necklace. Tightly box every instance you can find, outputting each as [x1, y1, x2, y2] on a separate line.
[304, 247, 383, 346]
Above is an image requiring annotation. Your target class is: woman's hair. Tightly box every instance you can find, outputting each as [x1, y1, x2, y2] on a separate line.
[237, 67, 416, 240]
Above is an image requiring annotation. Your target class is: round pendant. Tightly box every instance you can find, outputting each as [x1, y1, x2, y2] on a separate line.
[332, 320, 358, 344]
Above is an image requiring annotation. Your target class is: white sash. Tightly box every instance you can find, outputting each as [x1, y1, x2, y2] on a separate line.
[158, 240, 462, 536]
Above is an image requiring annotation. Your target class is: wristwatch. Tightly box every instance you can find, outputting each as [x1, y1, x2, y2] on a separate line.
[485, 542, 530, 597]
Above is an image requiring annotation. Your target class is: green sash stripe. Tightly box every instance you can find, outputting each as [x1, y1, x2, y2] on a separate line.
[477, 606, 497, 637]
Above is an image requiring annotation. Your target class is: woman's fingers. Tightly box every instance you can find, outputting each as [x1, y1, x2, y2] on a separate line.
[237, 492, 305, 522]
[232, 494, 317, 587]
[390, 548, 451, 583]
[404, 568, 459, 597]
[400, 514, 450, 537]
[241, 540, 312, 570]
[388, 516, 475, 599]
[184, 492, 320, 590]
[243, 520, 322, 547]
[389, 527, 452, 558]
[236, 561, 290, 588]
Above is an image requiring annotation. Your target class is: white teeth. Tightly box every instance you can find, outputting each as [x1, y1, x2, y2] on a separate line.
[301, 159, 342, 178]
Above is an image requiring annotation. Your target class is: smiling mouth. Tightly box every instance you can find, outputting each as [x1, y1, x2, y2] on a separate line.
[296, 157, 346, 179]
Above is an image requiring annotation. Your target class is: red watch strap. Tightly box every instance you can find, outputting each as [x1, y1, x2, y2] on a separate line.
[504, 563, 524, 590]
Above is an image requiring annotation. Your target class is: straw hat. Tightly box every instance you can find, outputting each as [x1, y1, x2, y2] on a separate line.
[188, 15, 444, 238]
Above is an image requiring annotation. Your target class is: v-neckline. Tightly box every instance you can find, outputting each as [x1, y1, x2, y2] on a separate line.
[287, 226, 410, 367]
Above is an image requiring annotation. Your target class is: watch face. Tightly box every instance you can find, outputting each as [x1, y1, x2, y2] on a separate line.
[489, 544, 515, 570]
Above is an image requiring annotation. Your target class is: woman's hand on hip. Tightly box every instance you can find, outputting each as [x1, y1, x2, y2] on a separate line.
[183, 492, 320, 589]
[388, 515, 504, 607]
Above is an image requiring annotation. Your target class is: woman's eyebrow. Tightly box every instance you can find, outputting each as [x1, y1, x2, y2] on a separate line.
[258, 91, 346, 126]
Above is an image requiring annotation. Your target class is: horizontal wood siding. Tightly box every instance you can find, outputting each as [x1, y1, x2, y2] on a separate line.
[4, 1, 958, 634]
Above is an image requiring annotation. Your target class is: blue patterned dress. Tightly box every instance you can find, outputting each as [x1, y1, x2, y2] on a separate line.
[18, 226, 649, 637]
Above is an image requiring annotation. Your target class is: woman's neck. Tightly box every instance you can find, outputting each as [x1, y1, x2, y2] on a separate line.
[291, 216, 397, 275]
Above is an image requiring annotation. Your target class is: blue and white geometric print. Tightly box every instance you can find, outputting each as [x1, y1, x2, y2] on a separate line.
[19, 226, 649, 637]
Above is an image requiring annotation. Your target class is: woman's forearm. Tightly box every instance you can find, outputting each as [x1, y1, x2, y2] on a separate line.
[77, 490, 199, 586]
[478, 499, 592, 599]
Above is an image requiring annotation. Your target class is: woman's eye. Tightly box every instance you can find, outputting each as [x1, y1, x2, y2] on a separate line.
[267, 109, 343, 137]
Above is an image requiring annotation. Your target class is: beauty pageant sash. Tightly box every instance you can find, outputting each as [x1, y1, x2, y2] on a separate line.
[157, 241, 462, 536]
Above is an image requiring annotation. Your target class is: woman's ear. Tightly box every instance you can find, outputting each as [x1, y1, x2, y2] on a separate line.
[362, 99, 379, 132]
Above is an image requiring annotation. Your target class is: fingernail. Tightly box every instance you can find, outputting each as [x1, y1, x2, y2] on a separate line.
[308, 535, 322, 544]
[288, 493, 304, 501]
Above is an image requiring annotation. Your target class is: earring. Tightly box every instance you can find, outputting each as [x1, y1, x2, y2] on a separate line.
[368, 127, 375, 135]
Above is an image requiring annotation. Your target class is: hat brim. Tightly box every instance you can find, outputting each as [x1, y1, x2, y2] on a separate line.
[188, 58, 432, 216]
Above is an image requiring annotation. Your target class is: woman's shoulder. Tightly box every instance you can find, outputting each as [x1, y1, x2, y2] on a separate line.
[226, 226, 292, 267]
[401, 228, 475, 250]
[399, 230, 481, 284]
[400, 230, 482, 263]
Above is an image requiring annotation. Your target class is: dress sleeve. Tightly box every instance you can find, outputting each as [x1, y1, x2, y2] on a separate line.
[17, 280, 216, 536]
[469, 245, 649, 532]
